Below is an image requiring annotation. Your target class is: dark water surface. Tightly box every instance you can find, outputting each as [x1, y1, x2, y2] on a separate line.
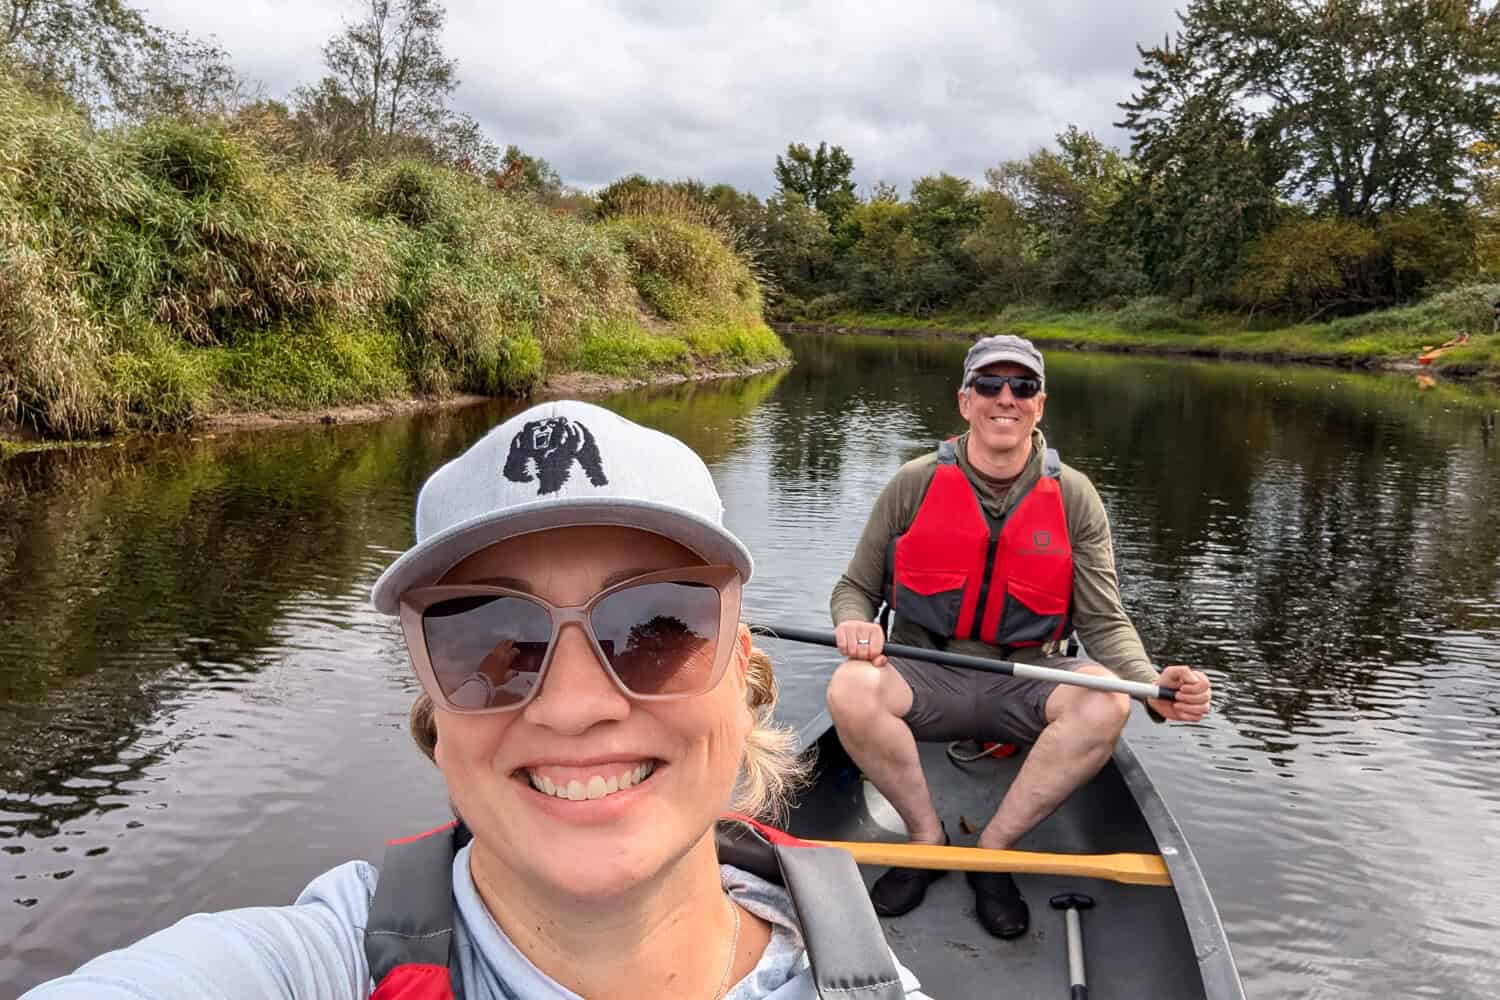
[3, 334, 1499, 998]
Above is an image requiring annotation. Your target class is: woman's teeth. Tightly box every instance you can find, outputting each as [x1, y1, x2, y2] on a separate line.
[527, 762, 657, 800]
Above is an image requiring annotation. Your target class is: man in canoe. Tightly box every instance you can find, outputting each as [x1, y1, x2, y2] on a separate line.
[825, 335, 1212, 939]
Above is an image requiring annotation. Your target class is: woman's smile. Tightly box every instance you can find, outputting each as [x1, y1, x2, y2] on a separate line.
[520, 758, 660, 800]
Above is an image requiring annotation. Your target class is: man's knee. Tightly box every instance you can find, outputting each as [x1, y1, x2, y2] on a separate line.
[1054, 666, 1130, 739]
[827, 659, 895, 726]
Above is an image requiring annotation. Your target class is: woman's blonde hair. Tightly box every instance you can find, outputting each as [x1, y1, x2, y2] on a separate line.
[407, 642, 808, 823]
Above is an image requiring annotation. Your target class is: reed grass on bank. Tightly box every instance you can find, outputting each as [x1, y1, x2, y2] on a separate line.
[0, 73, 785, 439]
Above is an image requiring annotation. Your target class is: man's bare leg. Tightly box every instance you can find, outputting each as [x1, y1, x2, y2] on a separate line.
[976, 664, 1131, 851]
[825, 659, 944, 844]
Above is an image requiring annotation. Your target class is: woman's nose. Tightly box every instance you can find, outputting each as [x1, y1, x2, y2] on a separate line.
[521, 621, 631, 733]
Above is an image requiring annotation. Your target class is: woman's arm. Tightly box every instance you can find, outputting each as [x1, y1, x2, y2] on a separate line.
[20, 861, 377, 1000]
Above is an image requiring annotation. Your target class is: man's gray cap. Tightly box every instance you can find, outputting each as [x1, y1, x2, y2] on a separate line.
[371, 399, 753, 613]
[962, 334, 1045, 387]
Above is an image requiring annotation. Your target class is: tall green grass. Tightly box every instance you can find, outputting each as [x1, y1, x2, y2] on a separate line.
[0, 71, 782, 439]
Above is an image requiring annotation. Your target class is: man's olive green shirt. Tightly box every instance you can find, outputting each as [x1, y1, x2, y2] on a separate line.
[830, 429, 1159, 686]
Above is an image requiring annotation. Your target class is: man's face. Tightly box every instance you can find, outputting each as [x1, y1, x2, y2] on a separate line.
[957, 362, 1046, 457]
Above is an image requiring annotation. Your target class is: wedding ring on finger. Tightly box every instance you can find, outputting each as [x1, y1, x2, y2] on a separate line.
[857, 638, 871, 646]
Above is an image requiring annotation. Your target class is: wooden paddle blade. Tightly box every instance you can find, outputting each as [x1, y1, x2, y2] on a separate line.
[810, 839, 1173, 887]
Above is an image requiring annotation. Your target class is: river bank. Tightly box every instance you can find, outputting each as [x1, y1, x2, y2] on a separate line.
[2, 71, 787, 444]
[776, 290, 1500, 382]
[0, 350, 791, 457]
[195, 353, 792, 433]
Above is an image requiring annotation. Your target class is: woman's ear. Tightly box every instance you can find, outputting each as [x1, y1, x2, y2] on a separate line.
[732, 623, 752, 680]
[732, 620, 750, 668]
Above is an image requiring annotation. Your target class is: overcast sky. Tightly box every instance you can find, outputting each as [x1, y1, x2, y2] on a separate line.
[141, 0, 1185, 195]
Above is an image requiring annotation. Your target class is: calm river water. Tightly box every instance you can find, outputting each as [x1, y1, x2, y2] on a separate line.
[3, 333, 1499, 998]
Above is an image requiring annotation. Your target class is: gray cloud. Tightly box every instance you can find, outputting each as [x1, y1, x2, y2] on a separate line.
[143, 0, 1183, 194]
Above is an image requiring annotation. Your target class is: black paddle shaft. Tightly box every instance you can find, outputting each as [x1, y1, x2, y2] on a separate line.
[748, 623, 1177, 702]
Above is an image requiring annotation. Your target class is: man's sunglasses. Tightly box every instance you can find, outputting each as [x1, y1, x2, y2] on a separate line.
[968, 374, 1043, 400]
[398, 565, 742, 714]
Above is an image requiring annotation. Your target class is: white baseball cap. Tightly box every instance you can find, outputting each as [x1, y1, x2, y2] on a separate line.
[371, 400, 753, 614]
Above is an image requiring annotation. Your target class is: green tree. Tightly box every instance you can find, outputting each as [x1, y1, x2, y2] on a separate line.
[905, 173, 981, 306]
[1233, 216, 1384, 317]
[317, 0, 490, 166]
[1120, 62, 1279, 298]
[962, 187, 1043, 309]
[837, 199, 958, 315]
[1128, 0, 1500, 219]
[774, 141, 857, 225]
[1, 0, 239, 120]
[1378, 202, 1477, 298]
[764, 191, 833, 299]
[1473, 133, 1499, 273]
[325, 0, 453, 142]
[908, 173, 980, 254]
[991, 127, 1141, 303]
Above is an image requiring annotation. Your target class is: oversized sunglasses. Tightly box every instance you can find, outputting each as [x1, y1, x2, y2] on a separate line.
[968, 374, 1042, 400]
[398, 565, 742, 714]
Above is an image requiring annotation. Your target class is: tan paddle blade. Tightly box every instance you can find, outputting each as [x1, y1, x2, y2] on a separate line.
[808, 839, 1172, 887]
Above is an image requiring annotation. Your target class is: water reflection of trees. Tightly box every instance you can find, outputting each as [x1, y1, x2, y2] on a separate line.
[0, 374, 795, 838]
[3, 344, 1498, 827]
[1056, 357, 1500, 741]
[602, 368, 787, 465]
[764, 335, 970, 486]
[0, 408, 507, 836]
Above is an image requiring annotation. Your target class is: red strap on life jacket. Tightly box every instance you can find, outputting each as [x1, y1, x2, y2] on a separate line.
[719, 812, 814, 847]
[371, 963, 453, 1000]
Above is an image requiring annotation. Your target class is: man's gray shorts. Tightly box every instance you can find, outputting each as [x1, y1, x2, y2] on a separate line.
[889, 655, 1092, 745]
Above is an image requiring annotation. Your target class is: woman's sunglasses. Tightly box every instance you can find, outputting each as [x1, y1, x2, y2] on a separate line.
[398, 565, 742, 714]
[968, 374, 1043, 400]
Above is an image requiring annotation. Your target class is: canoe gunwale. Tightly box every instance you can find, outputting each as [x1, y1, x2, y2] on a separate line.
[1108, 738, 1246, 1000]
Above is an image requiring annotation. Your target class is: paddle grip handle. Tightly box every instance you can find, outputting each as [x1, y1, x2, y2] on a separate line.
[748, 623, 1178, 702]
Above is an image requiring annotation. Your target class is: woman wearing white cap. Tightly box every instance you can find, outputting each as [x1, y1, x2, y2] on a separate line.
[23, 401, 929, 1000]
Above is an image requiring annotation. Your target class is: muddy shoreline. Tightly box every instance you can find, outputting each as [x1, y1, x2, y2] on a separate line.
[1, 360, 792, 455]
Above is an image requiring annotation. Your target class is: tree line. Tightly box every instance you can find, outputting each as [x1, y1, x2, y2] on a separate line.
[614, 1, 1500, 323]
[4, 0, 1498, 326]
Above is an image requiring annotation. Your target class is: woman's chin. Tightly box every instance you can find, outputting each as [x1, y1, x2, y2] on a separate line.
[506, 789, 687, 883]
[542, 856, 665, 900]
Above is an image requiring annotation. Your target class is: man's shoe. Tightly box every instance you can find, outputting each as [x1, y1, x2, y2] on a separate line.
[869, 830, 950, 917]
[967, 870, 1030, 938]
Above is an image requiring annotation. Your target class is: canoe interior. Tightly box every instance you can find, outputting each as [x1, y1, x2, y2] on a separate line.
[786, 727, 1208, 1000]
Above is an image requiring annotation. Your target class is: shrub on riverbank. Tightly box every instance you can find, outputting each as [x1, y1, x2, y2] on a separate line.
[0, 73, 782, 439]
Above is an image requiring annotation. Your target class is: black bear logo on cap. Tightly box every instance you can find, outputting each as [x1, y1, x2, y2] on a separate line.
[502, 417, 608, 495]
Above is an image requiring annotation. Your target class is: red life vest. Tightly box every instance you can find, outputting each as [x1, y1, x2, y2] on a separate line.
[888, 440, 1073, 648]
[366, 817, 903, 1000]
